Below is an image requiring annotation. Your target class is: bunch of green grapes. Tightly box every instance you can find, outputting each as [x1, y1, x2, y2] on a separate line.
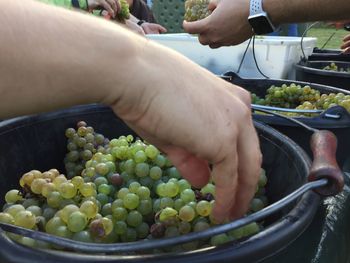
[64, 121, 109, 178]
[184, 0, 211, 22]
[323, 62, 350, 73]
[0, 121, 269, 252]
[251, 83, 350, 116]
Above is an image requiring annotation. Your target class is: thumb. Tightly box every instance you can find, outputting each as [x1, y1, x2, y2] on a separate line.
[183, 18, 208, 34]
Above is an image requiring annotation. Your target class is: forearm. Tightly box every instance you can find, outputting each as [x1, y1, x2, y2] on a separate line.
[264, 0, 350, 25]
[0, 0, 143, 118]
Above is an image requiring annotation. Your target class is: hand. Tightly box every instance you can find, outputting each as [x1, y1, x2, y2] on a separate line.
[110, 47, 262, 222]
[141, 22, 167, 34]
[124, 19, 145, 35]
[341, 34, 350, 54]
[87, 0, 120, 18]
[183, 0, 253, 47]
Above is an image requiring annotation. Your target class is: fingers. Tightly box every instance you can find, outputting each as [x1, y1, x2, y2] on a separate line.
[230, 119, 261, 219]
[162, 145, 211, 188]
[100, 0, 115, 17]
[157, 25, 167, 33]
[183, 17, 209, 35]
[208, 0, 218, 11]
[342, 47, 350, 54]
[341, 41, 350, 50]
[211, 151, 238, 223]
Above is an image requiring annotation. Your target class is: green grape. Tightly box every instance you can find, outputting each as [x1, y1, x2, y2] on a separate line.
[149, 166, 162, 180]
[26, 206, 42, 217]
[66, 150, 80, 162]
[80, 150, 93, 161]
[72, 230, 93, 243]
[178, 221, 192, 234]
[200, 183, 215, 196]
[79, 200, 98, 219]
[136, 186, 151, 199]
[180, 189, 196, 203]
[159, 207, 178, 222]
[60, 204, 80, 223]
[117, 188, 130, 200]
[30, 178, 47, 194]
[137, 199, 152, 216]
[77, 126, 88, 137]
[45, 216, 65, 234]
[250, 198, 265, 212]
[135, 163, 150, 177]
[156, 183, 167, 197]
[19, 172, 34, 187]
[0, 212, 15, 224]
[124, 159, 135, 175]
[90, 217, 113, 238]
[5, 204, 25, 217]
[80, 183, 96, 197]
[71, 176, 84, 189]
[129, 182, 141, 193]
[17, 237, 36, 248]
[123, 193, 140, 210]
[164, 181, 179, 197]
[134, 150, 147, 163]
[165, 226, 180, 238]
[53, 175, 68, 187]
[5, 189, 23, 204]
[55, 225, 73, 239]
[41, 182, 56, 197]
[58, 182, 77, 199]
[98, 184, 111, 195]
[96, 193, 109, 207]
[95, 163, 109, 176]
[14, 211, 36, 229]
[259, 169, 267, 188]
[179, 205, 195, 222]
[22, 198, 40, 208]
[85, 167, 96, 178]
[159, 197, 174, 209]
[120, 227, 137, 242]
[126, 135, 134, 142]
[65, 128, 76, 138]
[67, 211, 88, 232]
[145, 145, 159, 160]
[210, 233, 230, 246]
[111, 199, 124, 209]
[167, 167, 181, 179]
[178, 179, 191, 192]
[126, 210, 143, 227]
[59, 198, 76, 209]
[241, 222, 260, 237]
[85, 133, 95, 143]
[196, 200, 212, 217]
[154, 154, 166, 168]
[153, 198, 161, 213]
[101, 203, 112, 217]
[114, 220, 128, 235]
[47, 191, 63, 208]
[139, 176, 153, 189]
[136, 222, 149, 239]
[229, 227, 244, 240]
[174, 198, 185, 211]
[193, 221, 210, 232]
[42, 207, 57, 221]
[112, 207, 128, 221]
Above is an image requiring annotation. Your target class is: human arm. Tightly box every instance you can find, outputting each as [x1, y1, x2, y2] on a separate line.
[341, 34, 350, 54]
[183, 0, 350, 47]
[129, 14, 167, 34]
[1, 0, 261, 222]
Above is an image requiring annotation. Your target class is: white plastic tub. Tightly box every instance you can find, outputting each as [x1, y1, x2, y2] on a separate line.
[147, 34, 317, 79]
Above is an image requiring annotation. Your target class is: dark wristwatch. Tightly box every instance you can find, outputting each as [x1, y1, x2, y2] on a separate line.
[137, 20, 146, 26]
[248, 0, 276, 35]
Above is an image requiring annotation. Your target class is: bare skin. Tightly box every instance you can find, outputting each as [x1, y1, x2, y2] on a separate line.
[183, 0, 350, 48]
[0, 0, 261, 222]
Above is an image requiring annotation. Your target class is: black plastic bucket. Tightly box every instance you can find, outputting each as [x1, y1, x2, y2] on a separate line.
[295, 60, 350, 90]
[0, 104, 319, 263]
[308, 48, 350, 62]
[223, 72, 350, 170]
